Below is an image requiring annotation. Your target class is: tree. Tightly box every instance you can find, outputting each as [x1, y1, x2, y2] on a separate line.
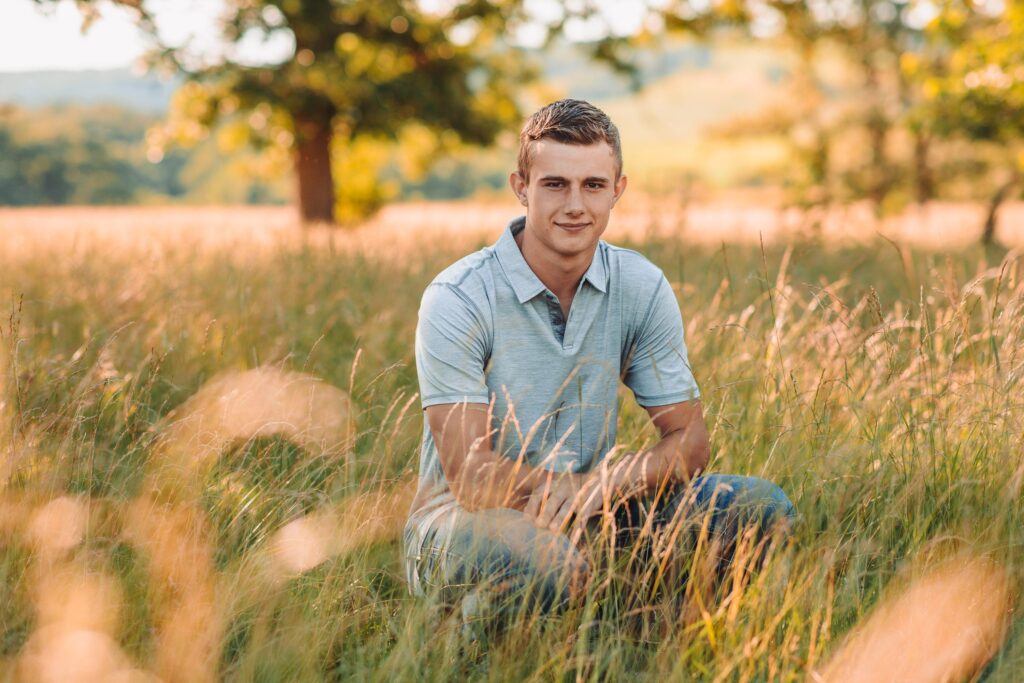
[589, 1, 1004, 219]
[917, 1, 1024, 244]
[38, 0, 529, 224]
[719, 0, 937, 213]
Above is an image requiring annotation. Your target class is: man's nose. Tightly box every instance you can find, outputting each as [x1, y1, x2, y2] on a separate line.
[564, 186, 584, 215]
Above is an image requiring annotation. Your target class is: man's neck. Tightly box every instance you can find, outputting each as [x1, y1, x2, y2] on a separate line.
[514, 226, 594, 306]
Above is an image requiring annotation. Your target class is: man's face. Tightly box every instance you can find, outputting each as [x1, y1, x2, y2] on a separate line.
[509, 139, 627, 262]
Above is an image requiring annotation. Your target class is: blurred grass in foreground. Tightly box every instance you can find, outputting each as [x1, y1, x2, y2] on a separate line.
[0, 209, 1021, 681]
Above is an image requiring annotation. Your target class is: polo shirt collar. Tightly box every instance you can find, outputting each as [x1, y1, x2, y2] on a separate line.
[496, 216, 609, 304]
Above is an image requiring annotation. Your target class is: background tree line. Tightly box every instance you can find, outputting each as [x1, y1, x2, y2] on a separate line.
[0, 103, 284, 206]
[14, 0, 1024, 242]
[0, 101, 513, 207]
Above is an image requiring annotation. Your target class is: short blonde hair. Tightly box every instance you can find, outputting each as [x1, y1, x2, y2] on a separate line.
[517, 99, 622, 182]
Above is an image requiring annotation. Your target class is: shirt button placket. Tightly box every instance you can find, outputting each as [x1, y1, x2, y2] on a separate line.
[543, 292, 565, 345]
[564, 296, 576, 351]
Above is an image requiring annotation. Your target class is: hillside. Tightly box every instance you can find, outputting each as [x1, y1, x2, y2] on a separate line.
[0, 68, 179, 113]
[0, 38, 807, 204]
[598, 40, 796, 189]
[0, 38, 778, 119]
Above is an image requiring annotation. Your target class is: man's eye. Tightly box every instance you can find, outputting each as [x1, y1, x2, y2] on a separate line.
[545, 182, 563, 188]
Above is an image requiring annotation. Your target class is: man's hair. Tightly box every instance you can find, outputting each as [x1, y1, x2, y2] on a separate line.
[516, 99, 622, 182]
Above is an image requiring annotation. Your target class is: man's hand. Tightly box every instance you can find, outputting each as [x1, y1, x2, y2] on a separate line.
[524, 470, 612, 537]
[525, 399, 710, 535]
[426, 399, 708, 522]
[524, 472, 582, 532]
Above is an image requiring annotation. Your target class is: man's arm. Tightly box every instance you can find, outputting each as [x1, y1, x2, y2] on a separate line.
[538, 268, 708, 531]
[607, 399, 709, 496]
[533, 399, 710, 535]
[427, 398, 708, 526]
[426, 402, 571, 513]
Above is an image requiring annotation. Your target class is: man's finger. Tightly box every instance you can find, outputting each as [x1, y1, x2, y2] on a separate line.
[535, 490, 569, 529]
[575, 484, 603, 523]
[546, 495, 577, 534]
[533, 491, 559, 528]
[524, 488, 543, 518]
[525, 476, 553, 519]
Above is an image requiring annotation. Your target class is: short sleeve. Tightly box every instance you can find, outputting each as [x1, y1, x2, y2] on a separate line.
[415, 283, 491, 408]
[622, 276, 700, 407]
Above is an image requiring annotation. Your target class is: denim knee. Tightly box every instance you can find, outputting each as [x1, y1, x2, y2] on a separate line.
[692, 474, 797, 536]
[443, 507, 589, 613]
[742, 477, 797, 527]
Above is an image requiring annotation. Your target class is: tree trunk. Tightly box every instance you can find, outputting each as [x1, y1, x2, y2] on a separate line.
[893, 42, 932, 206]
[861, 47, 889, 217]
[981, 169, 1019, 245]
[800, 41, 831, 207]
[913, 130, 934, 204]
[293, 111, 335, 225]
[866, 105, 889, 215]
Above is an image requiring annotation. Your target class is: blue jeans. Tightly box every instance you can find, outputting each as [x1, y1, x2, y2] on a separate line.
[404, 474, 796, 621]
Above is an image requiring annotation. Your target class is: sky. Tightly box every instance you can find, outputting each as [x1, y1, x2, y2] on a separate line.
[0, 0, 290, 72]
[0, 0, 654, 73]
[0, 0, 1001, 73]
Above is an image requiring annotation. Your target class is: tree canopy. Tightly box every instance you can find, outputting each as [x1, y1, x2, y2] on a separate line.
[39, 0, 531, 224]
[29, 0, 1024, 239]
[917, 0, 1024, 242]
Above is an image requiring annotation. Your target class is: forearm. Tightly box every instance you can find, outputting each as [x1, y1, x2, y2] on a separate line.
[451, 445, 553, 512]
[429, 402, 571, 513]
[604, 425, 709, 500]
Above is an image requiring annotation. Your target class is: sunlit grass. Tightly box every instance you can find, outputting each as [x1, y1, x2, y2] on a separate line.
[0, 205, 1021, 681]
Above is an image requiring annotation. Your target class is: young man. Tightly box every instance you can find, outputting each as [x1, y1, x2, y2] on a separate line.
[403, 99, 795, 628]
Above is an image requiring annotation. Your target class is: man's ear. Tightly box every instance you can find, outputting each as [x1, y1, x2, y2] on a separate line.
[509, 171, 528, 206]
[612, 174, 628, 205]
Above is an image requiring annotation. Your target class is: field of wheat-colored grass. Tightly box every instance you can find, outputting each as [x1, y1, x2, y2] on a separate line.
[0, 203, 1022, 682]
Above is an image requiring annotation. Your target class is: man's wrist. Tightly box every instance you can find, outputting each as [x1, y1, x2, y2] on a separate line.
[583, 454, 638, 501]
[612, 452, 647, 497]
[606, 449, 679, 501]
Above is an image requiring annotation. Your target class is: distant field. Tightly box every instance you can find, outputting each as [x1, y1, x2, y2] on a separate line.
[3, 198, 1023, 251]
[599, 41, 797, 188]
[0, 204, 1022, 681]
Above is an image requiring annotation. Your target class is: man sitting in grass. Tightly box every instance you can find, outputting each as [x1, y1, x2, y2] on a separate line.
[402, 98, 796, 639]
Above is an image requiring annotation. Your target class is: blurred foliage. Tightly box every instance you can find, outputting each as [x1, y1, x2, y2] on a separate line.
[17, 0, 1024, 236]
[692, 1, 944, 213]
[127, 0, 530, 223]
[655, 0, 1024, 240]
[915, 0, 1024, 242]
[0, 104, 288, 206]
[0, 102, 512, 208]
[0, 103, 180, 206]
[924, 1, 1024, 142]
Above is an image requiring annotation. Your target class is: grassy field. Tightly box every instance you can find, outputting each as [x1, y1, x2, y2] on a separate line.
[0, 205, 1022, 681]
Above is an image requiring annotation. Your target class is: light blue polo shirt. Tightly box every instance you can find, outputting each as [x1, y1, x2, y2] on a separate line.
[404, 216, 700, 589]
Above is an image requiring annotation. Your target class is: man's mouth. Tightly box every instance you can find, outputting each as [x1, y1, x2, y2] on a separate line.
[556, 222, 590, 231]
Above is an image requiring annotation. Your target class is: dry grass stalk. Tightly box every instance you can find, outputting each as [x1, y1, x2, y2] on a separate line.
[266, 476, 416, 577]
[149, 367, 356, 501]
[123, 497, 220, 683]
[0, 334, 13, 490]
[15, 497, 155, 683]
[812, 556, 1014, 683]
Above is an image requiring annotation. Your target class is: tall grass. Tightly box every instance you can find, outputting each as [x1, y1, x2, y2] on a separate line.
[0, 211, 1021, 681]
